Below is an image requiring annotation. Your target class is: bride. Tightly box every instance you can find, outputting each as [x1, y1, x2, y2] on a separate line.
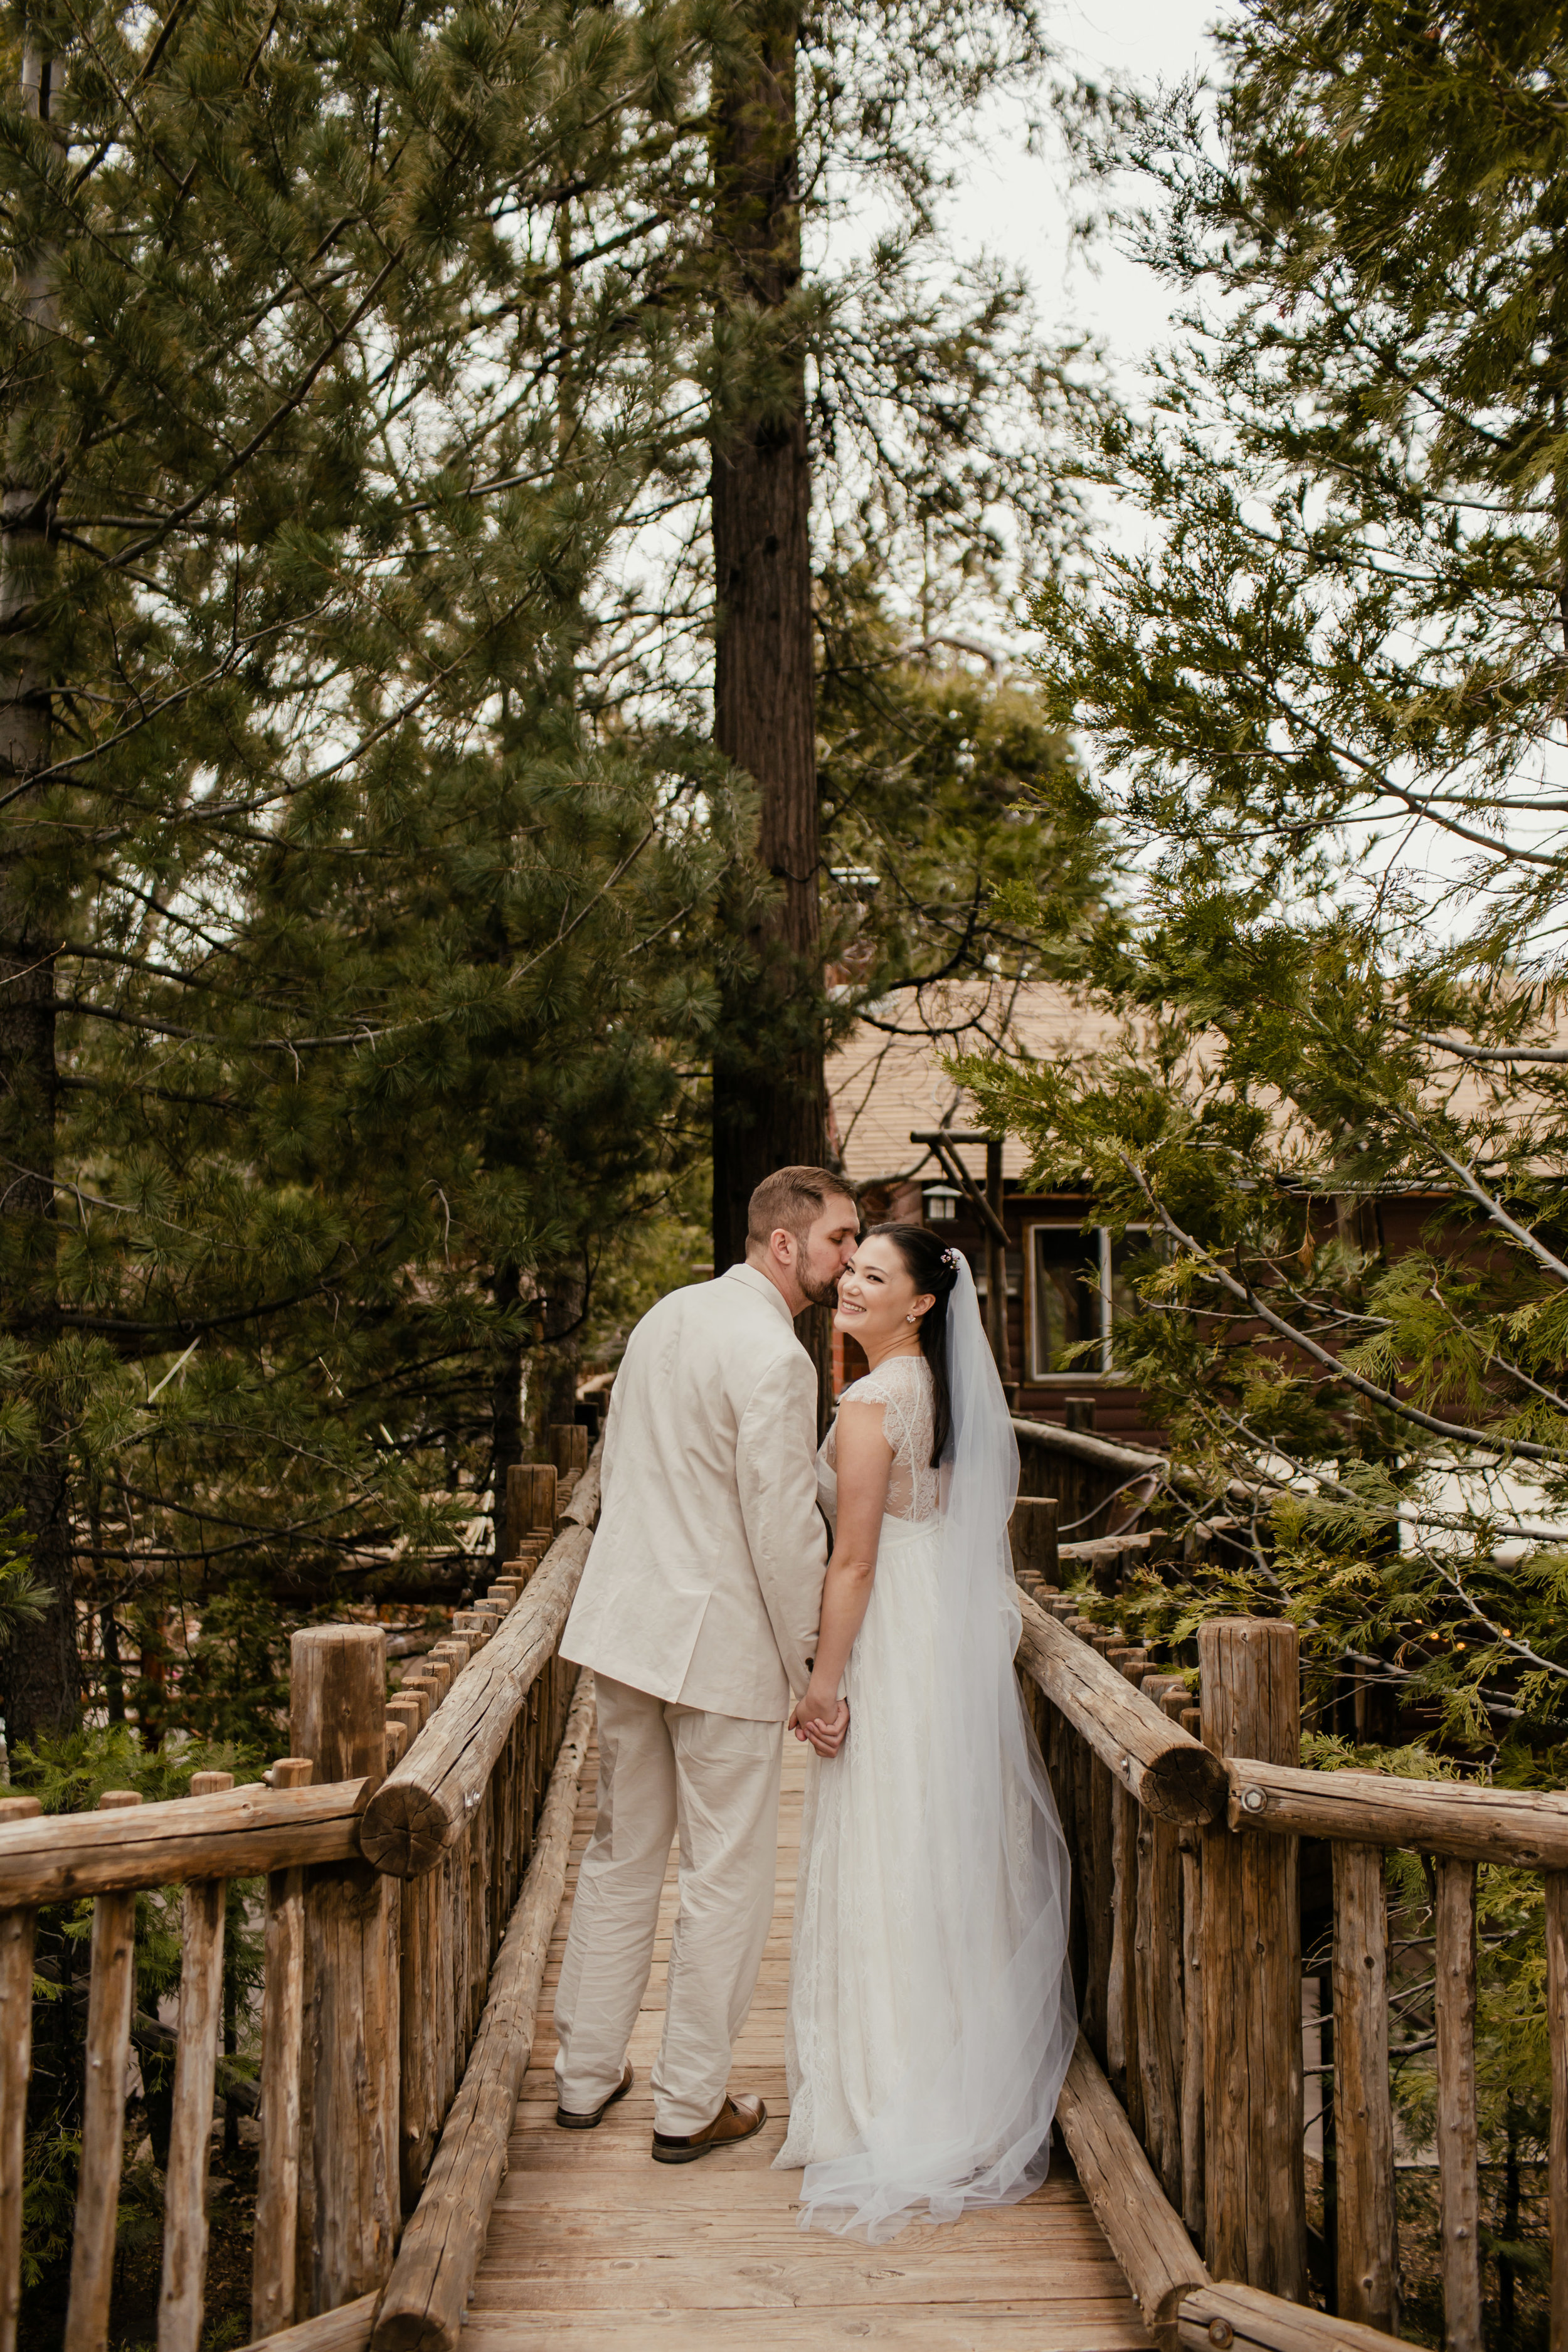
[775, 1221, 1077, 2238]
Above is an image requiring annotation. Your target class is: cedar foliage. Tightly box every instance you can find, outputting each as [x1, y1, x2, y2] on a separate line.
[965, 6, 1568, 2323]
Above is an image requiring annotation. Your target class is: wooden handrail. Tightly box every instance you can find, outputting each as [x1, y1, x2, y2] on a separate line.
[1058, 2028, 1406, 2352]
[1015, 1588, 1228, 1826]
[1226, 1755, 1568, 1866]
[1012, 1413, 1167, 1477]
[373, 1670, 596, 2352]
[359, 1444, 602, 1877]
[1056, 2031, 1209, 2336]
[0, 1775, 367, 1905]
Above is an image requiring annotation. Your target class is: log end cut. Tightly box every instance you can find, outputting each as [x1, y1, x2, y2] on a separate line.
[370, 2309, 452, 2352]
[358, 1777, 456, 1878]
[1141, 1736, 1230, 1829]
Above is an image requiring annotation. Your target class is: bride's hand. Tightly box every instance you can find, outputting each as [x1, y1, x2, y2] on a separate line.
[790, 1685, 850, 1757]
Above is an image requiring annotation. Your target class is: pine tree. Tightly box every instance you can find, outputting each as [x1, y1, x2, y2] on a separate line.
[0, 0, 732, 1740]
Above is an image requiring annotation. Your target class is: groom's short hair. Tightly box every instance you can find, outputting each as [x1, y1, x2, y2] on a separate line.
[746, 1165, 857, 1248]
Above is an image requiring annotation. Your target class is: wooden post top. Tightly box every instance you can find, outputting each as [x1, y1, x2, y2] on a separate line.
[1197, 1618, 1300, 1767]
[290, 1623, 388, 1789]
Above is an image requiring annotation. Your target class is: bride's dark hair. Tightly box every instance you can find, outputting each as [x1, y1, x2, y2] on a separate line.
[866, 1221, 960, 1465]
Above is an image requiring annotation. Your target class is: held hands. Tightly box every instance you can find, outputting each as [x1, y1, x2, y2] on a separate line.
[790, 1682, 849, 1759]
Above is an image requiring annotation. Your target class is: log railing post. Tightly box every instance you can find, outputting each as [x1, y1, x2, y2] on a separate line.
[1434, 1857, 1481, 2352]
[291, 1628, 400, 2316]
[0, 1793, 40, 2352]
[1545, 1870, 1567, 2352]
[158, 1768, 233, 2352]
[1332, 1841, 1398, 2332]
[1134, 1686, 1185, 2205]
[549, 1422, 588, 1480]
[63, 1789, 143, 2352]
[1199, 1618, 1305, 2300]
[253, 1757, 312, 2340]
[1009, 1495, 1059, 1592]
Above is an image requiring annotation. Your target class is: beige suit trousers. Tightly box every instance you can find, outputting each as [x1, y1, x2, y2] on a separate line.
[553, 1673, 783, 2136]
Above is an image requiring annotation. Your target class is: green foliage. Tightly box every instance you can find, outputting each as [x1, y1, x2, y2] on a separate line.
[16, 1724, 265, 2319]
[959, 8, 1568, 2304]
[815, 561, 1115, 1004]
[0, 1507, 47, 1653]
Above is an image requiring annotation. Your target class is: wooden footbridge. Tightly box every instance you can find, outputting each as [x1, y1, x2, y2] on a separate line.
[2, 1430, 1567, 2352]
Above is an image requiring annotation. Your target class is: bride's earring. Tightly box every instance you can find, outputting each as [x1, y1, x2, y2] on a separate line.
[905, 1311, 919, 1323]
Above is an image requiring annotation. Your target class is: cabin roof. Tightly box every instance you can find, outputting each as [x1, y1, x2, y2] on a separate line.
[825, 978, 1123, 1187]
[824, 977, 1568, 1193]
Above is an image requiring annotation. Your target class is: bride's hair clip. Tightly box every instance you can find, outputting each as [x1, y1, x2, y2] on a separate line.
[941, 1248, 956, 1267]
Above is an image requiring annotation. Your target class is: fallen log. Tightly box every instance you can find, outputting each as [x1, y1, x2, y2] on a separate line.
[371, 1671, 595, 2352]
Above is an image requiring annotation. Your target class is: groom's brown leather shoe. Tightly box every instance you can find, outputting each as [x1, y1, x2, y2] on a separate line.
[555, 2062, 634, 2129]
[650, 2093, 766, 2164]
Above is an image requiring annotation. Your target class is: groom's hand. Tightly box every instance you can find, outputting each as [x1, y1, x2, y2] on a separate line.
[790, 1687, 850, 1757]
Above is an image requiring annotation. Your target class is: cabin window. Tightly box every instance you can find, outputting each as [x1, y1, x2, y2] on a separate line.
[1025, 1225, 1149, 1380]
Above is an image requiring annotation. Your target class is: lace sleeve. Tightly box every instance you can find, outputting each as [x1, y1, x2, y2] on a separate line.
[837, 1369, 910, 1463]
[829, 1358, 938, 1521]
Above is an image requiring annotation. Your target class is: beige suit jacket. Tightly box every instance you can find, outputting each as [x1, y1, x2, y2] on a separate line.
[560, 1264, 829, 1721]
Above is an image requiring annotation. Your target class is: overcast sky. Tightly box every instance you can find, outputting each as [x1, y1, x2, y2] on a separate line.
[945, 0, 1230, 384]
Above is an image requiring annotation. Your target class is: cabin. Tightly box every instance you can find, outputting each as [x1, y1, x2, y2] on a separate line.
[825, 980, 1167, 1446]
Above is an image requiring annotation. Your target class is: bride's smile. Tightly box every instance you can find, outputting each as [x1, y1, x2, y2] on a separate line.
[831, 1237, 935, 1365]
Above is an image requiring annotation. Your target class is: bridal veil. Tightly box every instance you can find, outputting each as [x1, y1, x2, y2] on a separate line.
[795, 1254, 1078, 2239]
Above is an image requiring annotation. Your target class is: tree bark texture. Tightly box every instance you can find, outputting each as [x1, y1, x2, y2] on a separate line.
[0, 41, 73, 1745]
[709, 0, 825, 1275]
[489, 1263, 524, 1579]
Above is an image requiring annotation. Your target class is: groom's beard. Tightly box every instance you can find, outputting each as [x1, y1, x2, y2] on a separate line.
[797, 1268, 842, 1310]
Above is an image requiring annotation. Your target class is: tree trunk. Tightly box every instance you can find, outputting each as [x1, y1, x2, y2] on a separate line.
[709, 0, 825, 1275]
[490, 1262, 524, 1578]
[0, 39, 74, 1746]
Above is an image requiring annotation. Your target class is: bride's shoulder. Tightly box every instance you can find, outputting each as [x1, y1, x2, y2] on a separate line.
[839, 1354, 931, 1409]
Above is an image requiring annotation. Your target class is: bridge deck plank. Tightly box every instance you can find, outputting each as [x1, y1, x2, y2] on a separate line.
[472, 1732, 1151, 2349]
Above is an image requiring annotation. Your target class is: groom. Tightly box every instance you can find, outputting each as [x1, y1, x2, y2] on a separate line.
[553, 1165, 860, 2162]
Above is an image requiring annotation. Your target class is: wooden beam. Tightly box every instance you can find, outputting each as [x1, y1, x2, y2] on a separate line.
[1332, 1842, 1399, 2332]
[1229, 1755, 1568, 1868]
[292, 1628, 400, 2316]
[360, 1449, 601, 1878]
[249, 2290, 378, 2351]
[0, 1796, 40, 2352]
[65, 1793, 143, 2352]
[0, 1777, 366, 1907]
[1179, 2282, 1406, 2352]
[1054, 2030, 1210, 2344]
[373, 1671, 595, 2352]
[1434, 1858, 1481, 2352]
[253, 1761, 313, 2341]
[1014, 1590, 1228, 1826]
[1009, 1495, 1059, 1589]
[157, 1770, 233, 2352]
[1014, 1413, 1170, 1476]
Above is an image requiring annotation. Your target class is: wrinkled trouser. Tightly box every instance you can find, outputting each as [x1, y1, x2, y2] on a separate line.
[553, 1671, 783, 2136]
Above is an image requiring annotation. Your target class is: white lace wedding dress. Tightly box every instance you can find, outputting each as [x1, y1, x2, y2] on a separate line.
[776, 1341, 1076, 2239]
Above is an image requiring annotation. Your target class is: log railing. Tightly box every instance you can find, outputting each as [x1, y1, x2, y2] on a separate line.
[0, 1431, 600, 2352]
[1009, 1522, 1568, 2352]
